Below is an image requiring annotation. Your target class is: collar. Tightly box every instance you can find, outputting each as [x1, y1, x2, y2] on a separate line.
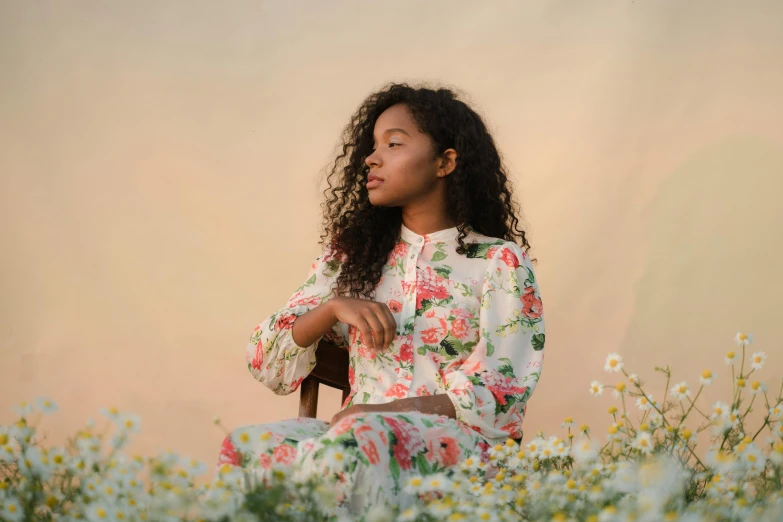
[399, 222, 469, 244]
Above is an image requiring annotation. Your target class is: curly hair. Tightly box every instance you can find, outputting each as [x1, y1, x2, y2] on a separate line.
[319, 81, 536, 300]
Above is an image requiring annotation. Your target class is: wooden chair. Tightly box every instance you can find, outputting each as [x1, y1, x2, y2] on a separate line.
[298, 340, 351, 417]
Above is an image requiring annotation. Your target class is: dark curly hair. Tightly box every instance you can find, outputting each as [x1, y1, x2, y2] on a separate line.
[319, 81, 536, 299]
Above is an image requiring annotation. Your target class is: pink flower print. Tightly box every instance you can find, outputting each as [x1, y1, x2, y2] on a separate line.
[384, 416, 425, 471]
[348, 365, 355, 387]
[289, 294, 320, 308]
[258, 453, 273, 469]
[358, 342, 377, 360]
[499, 248, 520, 269]
[487, 246, 499, 260]
[521, 286, 543, 319]
[420, 316, 448, 344]
[273, 445, 297, 465]
[384, 382, 409, 399]
[416, 384, 432, 396]
[394, 339, 413, 364]
[217, 435, 240, 467]
[415, 267, 450, 310]
[451, 318, 469, 339]
[248, 341, 264, 371]
[452, 307, 473, 319]
[437, 437, 461, 466]
[501, 422, 523, 440]
[483, 371, 529, 406]
[289, 376, 305, 392]
[274, 312, 297, 331]
[387, 299, 403, 313]
[387, 242, 409, 266]
[354, 424, 380, 465]
[330, 415, 357, 437]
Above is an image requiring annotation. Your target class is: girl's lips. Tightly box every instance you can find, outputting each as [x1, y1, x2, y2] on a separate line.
[366, 179, 384, 189]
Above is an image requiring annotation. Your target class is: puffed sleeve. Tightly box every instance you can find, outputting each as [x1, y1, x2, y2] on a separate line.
[444, 242, 545, 441]
[245, 241, 348, 395]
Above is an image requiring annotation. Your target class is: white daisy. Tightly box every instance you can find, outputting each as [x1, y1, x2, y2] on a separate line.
[750, 352, 767, 370]
[560, 417, 573, 428]
[458, 455, 482, 473]
[0, 495, 24, 522]
[631, 432, 654, 454]
[669, 381, 691, 400]
[116, 413, 141, 434]
[12, 401, 34, 418]
[403, 476, 424, 494]
[231, 428, 255, 454]
[589, 380, 605, 397]
[398, 506, 422, 522]
[628, 373, 640, 385]
[323, 448, 349, 471]
[750, 381, 768, 395]
[604, 353, 624, 373]
[572, 437, 599, 464]
[734, 332, 753, 347]
[612, 382, 627, 399]
[525, 437, 545, 459]
[99, 406, 122, 421]
[710, 401, 731, 420]
[84, 501, 114, 522]
[34, 397, 58, 415]
[741, 444, 766, 476]
[699, 370, 714, 386]
[421, 472, 452, 494]
[636, 394, 655, 411]
[647, 410, 663, 428]
[725, 351, 736, 365]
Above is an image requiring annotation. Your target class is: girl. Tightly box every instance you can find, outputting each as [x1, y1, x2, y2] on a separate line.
[217, 82, 546, 517]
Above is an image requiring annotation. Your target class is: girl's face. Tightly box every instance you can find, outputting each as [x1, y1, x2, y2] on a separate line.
[364, 103, 450, 208]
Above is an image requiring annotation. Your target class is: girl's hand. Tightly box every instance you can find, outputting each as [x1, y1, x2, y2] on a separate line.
[327, 296, 397, 352]
[328, 404, 377, 428]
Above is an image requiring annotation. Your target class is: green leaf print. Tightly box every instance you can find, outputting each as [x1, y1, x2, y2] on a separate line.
[468, 375, 482, 387]
[497, 363, 516, 378]
[465, 242, 498, 259]
[431, 250, 447, 262]
[433, 266, 452, 279]
[486, 340, 495, 357]
[389, 457, 401, 492]
[420, 417, 435, 428]
[324, 259, 342, 277]
[417, 346, 428, 356]
[304, 273, 317, 286]
[362, 392, 371, 403]
[415, 453, 432, 475]
[532, 333, 545, 351]
[440, 337, 459, 357]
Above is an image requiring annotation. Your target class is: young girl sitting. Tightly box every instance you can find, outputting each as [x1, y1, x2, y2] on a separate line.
[217, 82, 546, 517]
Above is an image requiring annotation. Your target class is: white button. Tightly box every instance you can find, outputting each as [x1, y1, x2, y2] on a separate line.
[417, 238, 422, 243]
[410, 254, 415, 259]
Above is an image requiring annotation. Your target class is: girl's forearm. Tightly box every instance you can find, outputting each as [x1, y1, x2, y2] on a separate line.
[290, 299, 341, 349]
[366, 394, 456, 419]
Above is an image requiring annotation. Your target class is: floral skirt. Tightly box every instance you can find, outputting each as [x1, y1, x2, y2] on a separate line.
[216, 411, 490, 517]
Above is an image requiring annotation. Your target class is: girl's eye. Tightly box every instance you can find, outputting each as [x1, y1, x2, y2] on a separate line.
[389, 143, 400, 147]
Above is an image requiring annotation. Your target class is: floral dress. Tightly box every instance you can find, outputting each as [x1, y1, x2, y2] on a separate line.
[217, 223, 545, 516]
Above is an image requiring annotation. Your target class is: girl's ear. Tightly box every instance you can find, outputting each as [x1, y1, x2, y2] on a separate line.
[438, 149, 458, 177]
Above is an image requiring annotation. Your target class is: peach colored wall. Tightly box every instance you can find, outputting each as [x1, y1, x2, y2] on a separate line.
[2, 1, 782, 472]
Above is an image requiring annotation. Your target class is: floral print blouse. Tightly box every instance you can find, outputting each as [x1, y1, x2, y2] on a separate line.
[245, 223, 546, 443]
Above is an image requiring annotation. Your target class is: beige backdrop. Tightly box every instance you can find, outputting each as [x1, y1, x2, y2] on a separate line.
[2, 0, 783, 474]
